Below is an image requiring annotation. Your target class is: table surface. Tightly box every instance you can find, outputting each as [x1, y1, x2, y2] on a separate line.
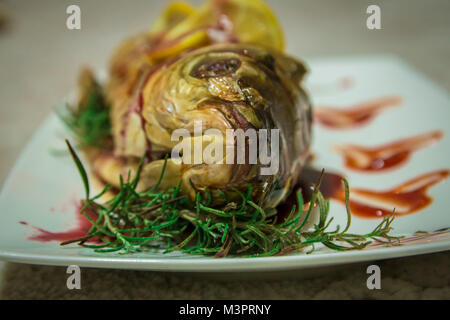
[0, 0, 449, 299]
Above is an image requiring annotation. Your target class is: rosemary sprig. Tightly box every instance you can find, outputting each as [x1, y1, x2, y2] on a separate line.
[57, 87, 112, 149]
[62, 140, 402, 257]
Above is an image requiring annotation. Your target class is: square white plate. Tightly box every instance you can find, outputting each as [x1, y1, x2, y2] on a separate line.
[0, 56, 449, 272]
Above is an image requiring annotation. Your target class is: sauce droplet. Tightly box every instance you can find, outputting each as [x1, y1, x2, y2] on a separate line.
[334, 130, 443, 172]
[315, 96, 402, 129]
[308, 76, 354, 95]
[333, 170, 449, 218]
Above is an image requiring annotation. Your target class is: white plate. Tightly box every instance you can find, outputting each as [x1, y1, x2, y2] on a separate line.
[0, 56, 449, 272]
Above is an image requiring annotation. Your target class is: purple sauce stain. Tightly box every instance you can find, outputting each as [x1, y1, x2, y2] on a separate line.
[19, 202, 96, 243]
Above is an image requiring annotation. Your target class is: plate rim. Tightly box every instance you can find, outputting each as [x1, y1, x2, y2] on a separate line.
[0, 240, 449, 272]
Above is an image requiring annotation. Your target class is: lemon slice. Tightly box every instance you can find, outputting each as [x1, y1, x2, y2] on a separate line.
[163, 0, 285, 51]
[223, 0, 285, 50]
[150, 1, 196, 34]
[148, 29, 210, 60]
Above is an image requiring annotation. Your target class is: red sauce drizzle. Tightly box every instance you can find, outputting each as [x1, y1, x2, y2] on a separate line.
[334, 130, 443, 172]
[282, 168, 449, 220]
[333, 170, 449, 218]
[315, 96, 402, 129]
[299, 167, 344, 200]
[277, 168, 344, 222]
[20, 203, 97, 243]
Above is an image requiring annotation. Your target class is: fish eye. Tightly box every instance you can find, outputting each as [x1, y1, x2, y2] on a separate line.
[190, 57, 241, 79]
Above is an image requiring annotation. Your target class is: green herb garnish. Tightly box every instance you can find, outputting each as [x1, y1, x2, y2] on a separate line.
[58, 87, 112, 149]
[61, 140, 402, 257]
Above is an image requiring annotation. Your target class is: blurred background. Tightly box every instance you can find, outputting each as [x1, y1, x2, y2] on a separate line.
[0, 0, 449, 299]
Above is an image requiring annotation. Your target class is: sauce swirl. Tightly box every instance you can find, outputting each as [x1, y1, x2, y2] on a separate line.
[315, 96, 402, 129]
[334, 130, 443, 172]
[333, 170, 449, 218]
